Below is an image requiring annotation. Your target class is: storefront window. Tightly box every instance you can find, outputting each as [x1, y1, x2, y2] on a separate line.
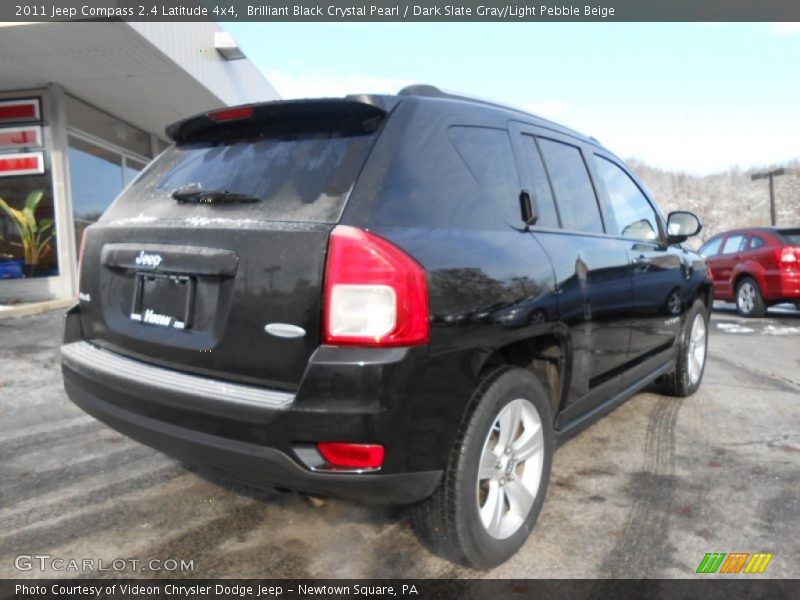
[68, 136, 149, 250]
[125, 158, 147, 185]
[65, 95, 151, 158]
[66, 95, 153, 251]
[68, 136, 124, 244]
[0, 95, 57, 280]
[0, 176, 57, 279]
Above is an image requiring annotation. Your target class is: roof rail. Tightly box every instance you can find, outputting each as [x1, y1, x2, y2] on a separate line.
[398, 83, 598, 144]
[398, 84, 448, 98]
[397, 84, 523, 113]
[397, 83, 506, 112]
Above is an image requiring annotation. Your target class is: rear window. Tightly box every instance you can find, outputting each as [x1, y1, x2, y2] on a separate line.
[777, 229, 800, 245]
[519, 136, 559, 228]
[102, 133, 375, 224]
[365, 120, 511, 231]
[699, 237, 723, 257]
[448, 126, 520, 227]
[721, 235, 746, 254]
[538, 138, 604, 234]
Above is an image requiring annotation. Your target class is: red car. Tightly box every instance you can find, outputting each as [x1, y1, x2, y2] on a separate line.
[699, 227, 800, 317]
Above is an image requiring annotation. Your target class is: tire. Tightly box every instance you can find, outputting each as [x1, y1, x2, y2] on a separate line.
[663, 288, 682, 316]
[735, 276, 766, 318]
[656, 299, 709, 397]
[410, 367, 554, 568]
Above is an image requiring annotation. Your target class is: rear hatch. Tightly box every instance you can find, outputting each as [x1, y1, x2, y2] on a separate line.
[78, 99, 388, 390]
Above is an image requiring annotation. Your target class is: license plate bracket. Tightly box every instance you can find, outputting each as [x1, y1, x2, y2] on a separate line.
[130, 272, 195, 330]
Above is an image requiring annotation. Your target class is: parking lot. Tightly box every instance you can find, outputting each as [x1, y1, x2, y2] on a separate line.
[1, 306, 798, 578]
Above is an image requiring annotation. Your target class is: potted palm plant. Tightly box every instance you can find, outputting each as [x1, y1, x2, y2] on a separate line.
[0, 189, 54, 277]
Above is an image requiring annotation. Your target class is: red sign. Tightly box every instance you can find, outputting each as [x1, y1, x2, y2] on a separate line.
[0, 126, 42, 149]
[0, 152, 45, 176]
[0, 98, 41, 124]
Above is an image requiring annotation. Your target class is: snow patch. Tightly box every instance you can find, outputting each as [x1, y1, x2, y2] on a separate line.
[716, 322, 755, 334]
[761, 325, 800, 336]
[185, 216, 260, 227]
[109, 214, 158, 225]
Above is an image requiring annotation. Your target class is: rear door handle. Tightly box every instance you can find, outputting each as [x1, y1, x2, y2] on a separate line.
[631, 255, 650, 266]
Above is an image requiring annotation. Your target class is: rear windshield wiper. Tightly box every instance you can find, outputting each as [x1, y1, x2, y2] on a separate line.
[171, 184, 260, 204]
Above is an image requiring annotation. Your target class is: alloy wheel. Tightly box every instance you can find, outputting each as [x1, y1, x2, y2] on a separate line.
[476, 398, 544, 539]
[737, 282, 756, 315]
[686, 313, 707, 385]
[667, 291, 682, 315]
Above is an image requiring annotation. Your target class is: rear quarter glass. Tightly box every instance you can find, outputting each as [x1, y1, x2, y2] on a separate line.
[101, 133, 376, 224]
[777, 229, 800, 245]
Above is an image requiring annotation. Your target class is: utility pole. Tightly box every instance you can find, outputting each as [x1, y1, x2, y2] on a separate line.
[751, 168, 786, 226]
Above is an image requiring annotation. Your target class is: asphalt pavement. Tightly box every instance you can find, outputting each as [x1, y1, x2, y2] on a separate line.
[1, 305, 798, 578]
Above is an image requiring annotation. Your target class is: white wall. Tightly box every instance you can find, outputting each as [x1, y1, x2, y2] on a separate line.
[127, 23, 280, 106]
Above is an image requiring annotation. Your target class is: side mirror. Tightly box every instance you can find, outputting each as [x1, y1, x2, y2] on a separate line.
[666, 211, 702, 244]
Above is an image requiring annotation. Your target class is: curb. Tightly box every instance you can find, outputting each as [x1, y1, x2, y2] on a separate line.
[0, 298, 76, 320]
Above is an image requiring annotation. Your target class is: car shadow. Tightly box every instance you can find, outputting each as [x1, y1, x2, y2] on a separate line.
[180, 461, 410, 526]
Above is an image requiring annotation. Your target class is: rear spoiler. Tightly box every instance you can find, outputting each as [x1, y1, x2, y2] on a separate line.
[166, 96, 396, 145]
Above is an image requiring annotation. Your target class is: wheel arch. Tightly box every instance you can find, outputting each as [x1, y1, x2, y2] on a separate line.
[696, 281, 714, 311]
[732, 264, 766, 296]
[476, 329, 571, 423]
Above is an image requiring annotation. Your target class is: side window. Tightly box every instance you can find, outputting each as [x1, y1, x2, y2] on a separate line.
[699, 237, 723, 257]
[519, 135, 559, 228]
[448, 126, 520, 227]
[749, 236, 765, 250]
[537, 138, 604, 234]
[593, 155, 659, 242]
[721, 235, 746, 254]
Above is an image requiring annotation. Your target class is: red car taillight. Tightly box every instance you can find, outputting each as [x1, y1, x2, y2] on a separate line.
[317, 442, 384, 470]
[323, 225, 429, 347]
[776, 246, 799, 267]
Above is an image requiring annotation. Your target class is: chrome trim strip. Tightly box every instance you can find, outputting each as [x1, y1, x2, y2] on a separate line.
[61, 341, 294, 411]
[264, 323, 306, 339]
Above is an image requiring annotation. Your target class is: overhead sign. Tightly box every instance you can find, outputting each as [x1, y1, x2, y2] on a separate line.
[0, 98, 41, 124]
[0, 152, 45, 177]
[0, 125, 43, 149]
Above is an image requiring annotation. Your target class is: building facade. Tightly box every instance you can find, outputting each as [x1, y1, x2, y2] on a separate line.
[0, 22, 278, 303]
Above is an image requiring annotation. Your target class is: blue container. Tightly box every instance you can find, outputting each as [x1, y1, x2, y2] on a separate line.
[0, 258, 24, 279]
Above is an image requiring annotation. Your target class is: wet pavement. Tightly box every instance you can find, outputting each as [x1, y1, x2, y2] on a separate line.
[1, 306, 798, 578]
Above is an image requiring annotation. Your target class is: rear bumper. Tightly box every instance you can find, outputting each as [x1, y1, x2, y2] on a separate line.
[61, 341, 294, 424]
[776, 270, 800, 300]
[760, 269, 800, 302]
[61, 332, 441, 504]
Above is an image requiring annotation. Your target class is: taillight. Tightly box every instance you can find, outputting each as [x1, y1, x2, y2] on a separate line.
[317, 442, 384, 470]
[776, 246, 799, 267]
[76, 229, 88, 295]
[206, 106, 253, 122]
[323, 225, 429, 347]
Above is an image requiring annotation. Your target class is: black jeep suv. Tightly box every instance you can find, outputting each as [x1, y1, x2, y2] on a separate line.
[62, 85, 711, 568]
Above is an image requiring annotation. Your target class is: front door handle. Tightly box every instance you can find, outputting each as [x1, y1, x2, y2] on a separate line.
[631, 256, 650, 273]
